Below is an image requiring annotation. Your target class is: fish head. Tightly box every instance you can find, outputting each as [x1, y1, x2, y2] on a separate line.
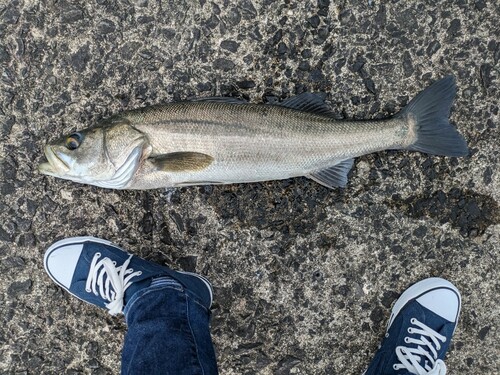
[39, 119, 151, 189]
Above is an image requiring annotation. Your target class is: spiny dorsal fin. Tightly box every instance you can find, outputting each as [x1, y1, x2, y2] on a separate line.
[307, 159, 354, 188]
[189, 94, 337, 117]
[279, 93, 335, 117]
[149, 152, 214, 172]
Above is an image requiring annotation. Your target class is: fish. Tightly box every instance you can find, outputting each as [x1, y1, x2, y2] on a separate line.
[38, 76, 468, 190]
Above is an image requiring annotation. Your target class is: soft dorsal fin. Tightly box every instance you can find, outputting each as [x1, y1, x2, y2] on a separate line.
[279, 93, 335, 116]
[307, 159, 354, 188]
[149, 152, 214, 172]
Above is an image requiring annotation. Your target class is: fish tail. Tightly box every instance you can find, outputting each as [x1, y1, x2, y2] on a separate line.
[397, 76, 468, 157]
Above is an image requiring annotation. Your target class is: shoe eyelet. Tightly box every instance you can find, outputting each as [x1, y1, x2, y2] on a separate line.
[393, 365, 398, 370]
[436, 344, 441, 350]
[85, 288, 91, 293]
[410, 318, 417, 324]
[112, 261, 117, 266]
[407, 328, 413, 334]
[95, 252, 101, 257]
[137, 271, 142, 275]
[404, 337, 410, 343]
[385, 333, 389, 338]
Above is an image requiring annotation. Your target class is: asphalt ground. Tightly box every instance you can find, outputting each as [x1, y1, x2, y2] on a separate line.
[0, 1, 498, 374]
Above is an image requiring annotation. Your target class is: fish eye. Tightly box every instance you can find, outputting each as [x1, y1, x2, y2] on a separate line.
[65, 132, 83, 150]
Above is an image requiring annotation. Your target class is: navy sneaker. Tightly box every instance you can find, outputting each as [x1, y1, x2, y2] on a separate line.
[364, 278, 461, 375]
[44, 237, 213, 315]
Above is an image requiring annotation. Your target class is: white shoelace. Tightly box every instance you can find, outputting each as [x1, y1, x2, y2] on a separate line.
[85, 253, 142, 315]
[393, 318, 447, 375]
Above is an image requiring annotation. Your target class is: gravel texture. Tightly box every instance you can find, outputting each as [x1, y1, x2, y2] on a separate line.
[0, 0, 499, 374]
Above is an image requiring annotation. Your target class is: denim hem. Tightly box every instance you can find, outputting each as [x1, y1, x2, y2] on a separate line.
[123, 281, 184, 318]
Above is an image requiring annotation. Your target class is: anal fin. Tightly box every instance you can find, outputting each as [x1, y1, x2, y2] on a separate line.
[307, 159, 354, 189]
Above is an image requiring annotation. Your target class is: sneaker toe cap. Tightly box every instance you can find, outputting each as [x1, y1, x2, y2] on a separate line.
[417, 288, 460, 322]
[44, 243, 84, 288]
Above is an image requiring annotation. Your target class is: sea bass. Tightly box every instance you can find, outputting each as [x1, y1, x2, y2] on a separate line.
[39, 76, 468, 190]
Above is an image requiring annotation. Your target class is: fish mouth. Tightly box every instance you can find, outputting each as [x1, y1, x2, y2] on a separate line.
[38, 146, 70, 176]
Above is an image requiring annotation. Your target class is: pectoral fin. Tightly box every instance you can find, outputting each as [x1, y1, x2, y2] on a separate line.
[307, 159, 354, 189]
[149, 152, 214, 172]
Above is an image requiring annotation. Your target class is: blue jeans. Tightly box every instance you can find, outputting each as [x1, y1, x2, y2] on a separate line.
[122, 279, 219, 375]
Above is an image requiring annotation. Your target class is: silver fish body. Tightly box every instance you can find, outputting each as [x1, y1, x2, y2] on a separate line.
[124, 103, 407, 188]
[39, 77, 468, 190]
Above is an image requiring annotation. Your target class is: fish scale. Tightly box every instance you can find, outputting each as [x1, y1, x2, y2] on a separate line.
[124, 102, 404, 188]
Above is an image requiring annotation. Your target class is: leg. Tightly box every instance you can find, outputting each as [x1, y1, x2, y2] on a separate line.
[363, 277, 461, 375]
[44, 237, 218, 375]
[122, 279, 218, 374]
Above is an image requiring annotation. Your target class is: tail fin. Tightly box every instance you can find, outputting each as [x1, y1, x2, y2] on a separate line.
[398, 76, 468, 157]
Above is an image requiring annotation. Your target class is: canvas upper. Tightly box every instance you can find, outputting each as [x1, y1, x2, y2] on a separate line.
[364, 278, 461, 375]
[44, 237, 213, 315]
